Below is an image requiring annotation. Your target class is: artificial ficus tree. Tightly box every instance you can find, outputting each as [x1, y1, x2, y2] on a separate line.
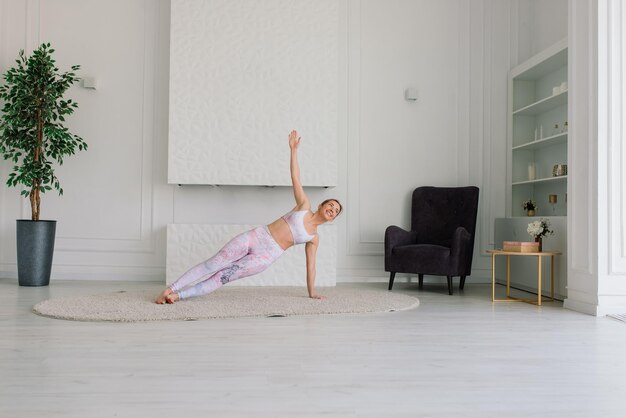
[0, 43, 87, 221]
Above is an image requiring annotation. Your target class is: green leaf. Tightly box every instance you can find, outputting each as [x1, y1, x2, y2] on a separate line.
[0, 42, 87, 207]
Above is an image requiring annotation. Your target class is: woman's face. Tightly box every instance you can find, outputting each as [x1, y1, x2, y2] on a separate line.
[320, 200, 341, 221]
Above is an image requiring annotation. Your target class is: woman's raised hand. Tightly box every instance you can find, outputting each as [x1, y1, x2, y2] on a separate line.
[288, 130, 301, 150]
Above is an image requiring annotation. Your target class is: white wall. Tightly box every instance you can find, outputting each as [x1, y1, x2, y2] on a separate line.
[517, 0, 569, 63]
[0, 0, 173, 281]
[0, 0, 530, 285]
[594, 0, 626, 315]
[564, 0, 626, 316]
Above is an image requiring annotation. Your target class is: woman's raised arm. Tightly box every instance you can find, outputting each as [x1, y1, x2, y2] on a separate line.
[288, 130, 309, 209]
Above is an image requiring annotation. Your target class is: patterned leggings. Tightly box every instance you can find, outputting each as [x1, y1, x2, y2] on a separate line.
[169, 226, 284, 300]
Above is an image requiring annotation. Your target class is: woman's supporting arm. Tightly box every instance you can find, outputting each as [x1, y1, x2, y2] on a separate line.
[288, 130, 309, 208]
[305, 235, 324, 299]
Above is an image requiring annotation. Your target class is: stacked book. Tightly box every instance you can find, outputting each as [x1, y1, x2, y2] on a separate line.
[503, 241, 540, 252]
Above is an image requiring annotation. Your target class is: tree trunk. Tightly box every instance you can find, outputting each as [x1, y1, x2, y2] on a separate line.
[30, 179, 39, 221]
[32, 105, 43, 221]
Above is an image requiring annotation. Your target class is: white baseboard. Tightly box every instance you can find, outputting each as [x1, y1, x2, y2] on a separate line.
[336, 272, 492, 284]
[0, 266, 164, 282]
[563, 298, 599, 316]
[497, 280, 566, 301]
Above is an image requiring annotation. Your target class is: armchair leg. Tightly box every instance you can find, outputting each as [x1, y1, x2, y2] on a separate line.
[388, 272, 396, 291]
[418, 274, 424, 288]
[460, 275, 466, 290]
[447, 276, 453, 295]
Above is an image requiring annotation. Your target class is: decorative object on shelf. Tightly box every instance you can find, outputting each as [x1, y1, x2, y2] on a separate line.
[552, 123, 560, 135]
[548, 194, 558, 213]
[562, 121, 568, 132]
[528, 163, 536, 180]
[523, 199, 537, 216]
[552, 86, 561, 96]
[527, 218, 554, 252]
[552, 164, 567, 177]
[503, 241, 540, 253]
[560, 81, 568, 92]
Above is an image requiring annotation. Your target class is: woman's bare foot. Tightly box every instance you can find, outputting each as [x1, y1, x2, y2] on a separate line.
[165, 293, 179, 304]
[156, 288, 173, 304]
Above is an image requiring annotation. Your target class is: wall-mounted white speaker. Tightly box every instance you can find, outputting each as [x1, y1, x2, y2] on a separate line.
[404, 87, 418, 101]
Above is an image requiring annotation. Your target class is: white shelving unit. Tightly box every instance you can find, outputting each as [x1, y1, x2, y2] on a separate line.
[507, 38, 568, 218]
[495, 39, 569, 299]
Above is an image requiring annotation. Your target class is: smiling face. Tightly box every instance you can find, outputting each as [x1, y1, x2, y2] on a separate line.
[318, 199, 342, 221]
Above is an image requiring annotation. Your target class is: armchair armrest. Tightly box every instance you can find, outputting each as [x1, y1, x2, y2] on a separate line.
[450, 226, 471, 260]
[385, 226, 418, 258]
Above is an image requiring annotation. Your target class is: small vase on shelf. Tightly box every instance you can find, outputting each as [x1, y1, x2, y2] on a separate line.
[527, 209, 535, 217]
[535, 236, 542, 252]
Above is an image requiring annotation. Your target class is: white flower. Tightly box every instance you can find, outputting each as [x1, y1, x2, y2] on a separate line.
[527, 218, 554, 238]
[527, 221, 543, 237]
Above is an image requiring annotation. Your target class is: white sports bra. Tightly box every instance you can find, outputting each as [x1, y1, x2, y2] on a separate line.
[281, 210, 316, 245]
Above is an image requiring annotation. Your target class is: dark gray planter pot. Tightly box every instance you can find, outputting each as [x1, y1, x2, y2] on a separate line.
[16, 220, 57, 287]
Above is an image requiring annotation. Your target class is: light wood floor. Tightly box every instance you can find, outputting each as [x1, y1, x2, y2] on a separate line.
[1, 279, 625, 418]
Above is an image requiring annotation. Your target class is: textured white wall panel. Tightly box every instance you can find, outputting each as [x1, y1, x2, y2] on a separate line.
[167, 224, 336, 287]
[168, 0, 338, 186]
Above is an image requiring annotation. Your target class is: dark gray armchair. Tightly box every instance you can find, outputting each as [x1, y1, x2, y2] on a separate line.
[385, 186, 479, 295]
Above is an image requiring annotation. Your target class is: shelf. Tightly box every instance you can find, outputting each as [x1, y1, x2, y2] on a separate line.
[512, 175, 567, 186]
[509, 215, 567, 219]
[513, 133, 568, 151]
[512, 41, 568, 80]
[513, 90, 568, 116]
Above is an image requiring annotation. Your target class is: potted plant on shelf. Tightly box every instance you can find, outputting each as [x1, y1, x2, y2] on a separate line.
[527, 218, 554, 252]
[0, 43, 87, 286]
[523, 199, 537, 216]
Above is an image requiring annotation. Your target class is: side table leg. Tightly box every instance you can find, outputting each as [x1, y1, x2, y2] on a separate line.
[538, 255, 542, 306]
[492, 254, 496, 302]
[506, 255, 511, 298]
[551, 255, 555, 301]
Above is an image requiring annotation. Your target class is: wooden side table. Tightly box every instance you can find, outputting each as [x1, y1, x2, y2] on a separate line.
[487, 249, 562, 305]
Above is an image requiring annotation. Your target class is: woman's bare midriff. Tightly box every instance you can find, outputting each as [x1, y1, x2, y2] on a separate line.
[267, 218, 294, 251]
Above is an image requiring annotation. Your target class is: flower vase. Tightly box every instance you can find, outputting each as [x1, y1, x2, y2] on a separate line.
[534, 236, 542, 252]
[527, 209, 535, 217]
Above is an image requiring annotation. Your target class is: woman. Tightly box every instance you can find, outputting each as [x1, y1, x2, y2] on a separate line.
[156, 130, 342, 304]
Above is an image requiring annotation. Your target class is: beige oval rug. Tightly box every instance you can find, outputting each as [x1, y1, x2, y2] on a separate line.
[33, 286, 419, 322]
